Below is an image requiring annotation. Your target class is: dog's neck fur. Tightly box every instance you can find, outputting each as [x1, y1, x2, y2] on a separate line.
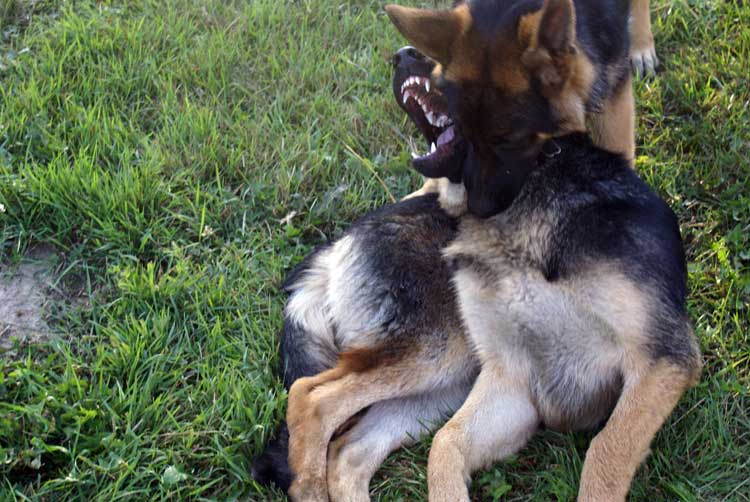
[439, 139, 560, 218]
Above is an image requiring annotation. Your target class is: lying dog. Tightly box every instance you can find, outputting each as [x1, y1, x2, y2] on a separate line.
[252, 1, 700, 501]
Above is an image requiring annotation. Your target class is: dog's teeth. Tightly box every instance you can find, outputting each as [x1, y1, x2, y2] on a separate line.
[425, 80, 430, 92]
[431, 142, 436, 153]
[411, 151, 419, 159]
[427, 112, 436, 125]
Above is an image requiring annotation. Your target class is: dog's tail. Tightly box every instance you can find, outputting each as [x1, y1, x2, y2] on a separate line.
[252, 255, 339, 492]
[251, 420, 293, 491]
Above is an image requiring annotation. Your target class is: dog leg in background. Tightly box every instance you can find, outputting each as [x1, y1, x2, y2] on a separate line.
[426, 365, 539, 502]
[590, 76, 635, 166]
[403, 178, 467, 217]
[578, 359, 700, 501]
[287, 347, 456, 502]
[630, 0, 658, 76]
[402, 177, 440, 200]
[327, 386, 468, 502]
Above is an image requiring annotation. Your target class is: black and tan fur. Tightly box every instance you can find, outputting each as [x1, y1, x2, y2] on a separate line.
[253, 1, 696, 501]
[255, 133, 701, 501]
[398, 0, 660, 211]
[252, 194, 478, 498]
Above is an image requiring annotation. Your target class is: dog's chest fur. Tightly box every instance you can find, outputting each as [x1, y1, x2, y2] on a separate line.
[444, 134, 682, 430]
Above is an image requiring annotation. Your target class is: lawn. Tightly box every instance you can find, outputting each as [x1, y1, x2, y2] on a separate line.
[0, 0, 748, 500]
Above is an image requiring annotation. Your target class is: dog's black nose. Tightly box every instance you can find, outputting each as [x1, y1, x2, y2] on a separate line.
[392, 46, 424, 68]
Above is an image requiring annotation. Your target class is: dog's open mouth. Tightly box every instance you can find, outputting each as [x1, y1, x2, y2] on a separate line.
[393, 50, 465, 180]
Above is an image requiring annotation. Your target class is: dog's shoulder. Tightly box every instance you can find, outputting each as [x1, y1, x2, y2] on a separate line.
[539, 135, 686, 301]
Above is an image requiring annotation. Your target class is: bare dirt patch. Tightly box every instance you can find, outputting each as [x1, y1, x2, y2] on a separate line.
[0, 244, 58, 352]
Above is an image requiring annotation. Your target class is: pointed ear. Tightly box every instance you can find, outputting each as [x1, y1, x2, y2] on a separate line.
[385, 4, 464, 64]
[519, 0, 577, 91]
[538, 0, 575, 54]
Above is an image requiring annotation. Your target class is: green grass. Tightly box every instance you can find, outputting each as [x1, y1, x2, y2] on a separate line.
[0, 0, 748, 499]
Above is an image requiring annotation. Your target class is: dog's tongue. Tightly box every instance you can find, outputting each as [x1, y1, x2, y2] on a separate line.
[437, 125, 455, 147]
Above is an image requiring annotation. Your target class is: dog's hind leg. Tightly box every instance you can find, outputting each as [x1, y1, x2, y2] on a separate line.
[426, 364, 539, 502]
[590, 76, 635, 166]
[286, 346, 455, 502]
[629, 0, 658, 77]
[327, 385, 469, 502]
[577, 359, 700, 501]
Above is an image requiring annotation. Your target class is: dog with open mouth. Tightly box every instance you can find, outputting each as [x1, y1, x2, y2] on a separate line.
[390, 0, 660, 217]
[253, 5, 699, 502]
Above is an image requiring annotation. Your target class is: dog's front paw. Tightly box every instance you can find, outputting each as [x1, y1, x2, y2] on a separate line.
[630, 39, 658, 78]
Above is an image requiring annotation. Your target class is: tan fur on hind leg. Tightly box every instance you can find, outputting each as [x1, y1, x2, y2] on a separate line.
[287, 347, 456, 502]
[327, 386, 468, 502]
[589, 77, 635, 166]
[577, 359, 701, 501]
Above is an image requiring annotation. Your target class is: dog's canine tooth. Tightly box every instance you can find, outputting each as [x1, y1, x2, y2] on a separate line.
[407, 137, 420, 158]
[425, 80, 430, 92]
[430, 142, 436, 153]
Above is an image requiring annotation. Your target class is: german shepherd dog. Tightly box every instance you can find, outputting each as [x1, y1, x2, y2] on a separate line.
[399, 0, 658, 211]
[253, 0, 699, 500]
